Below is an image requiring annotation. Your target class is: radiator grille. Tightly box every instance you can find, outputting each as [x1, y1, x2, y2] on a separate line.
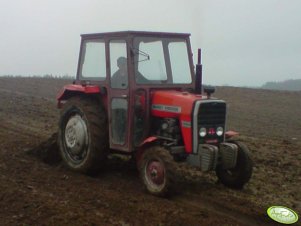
[198, 101, 226, 144]
[198, 102, 226, 126]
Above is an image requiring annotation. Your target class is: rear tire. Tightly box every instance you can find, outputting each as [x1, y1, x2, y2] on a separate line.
[216, 141, 253, 189]
[58, 95, 108, 174]
[139, 146, 175, 197]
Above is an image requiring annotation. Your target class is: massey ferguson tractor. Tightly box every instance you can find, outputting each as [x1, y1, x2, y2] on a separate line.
[56, 31, 253, 196]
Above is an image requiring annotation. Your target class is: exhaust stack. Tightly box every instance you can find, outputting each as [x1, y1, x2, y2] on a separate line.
[195, 48, 202, 94]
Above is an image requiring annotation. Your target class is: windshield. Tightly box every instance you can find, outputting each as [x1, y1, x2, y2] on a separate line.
[133, 37, 192, 84]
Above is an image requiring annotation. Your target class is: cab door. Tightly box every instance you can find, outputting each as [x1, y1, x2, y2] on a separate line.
[108, 39, 131, 151]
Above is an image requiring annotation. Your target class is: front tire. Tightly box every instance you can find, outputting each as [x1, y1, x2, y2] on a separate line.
[139, 146, 175, 197]
[58, 95, 108, 174]
[216, 141, 253, 189]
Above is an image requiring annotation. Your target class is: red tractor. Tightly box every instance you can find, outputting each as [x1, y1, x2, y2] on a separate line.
[56, 31, 252, 196]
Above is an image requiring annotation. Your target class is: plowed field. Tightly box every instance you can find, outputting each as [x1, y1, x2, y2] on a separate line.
[0, 77, 300, 226]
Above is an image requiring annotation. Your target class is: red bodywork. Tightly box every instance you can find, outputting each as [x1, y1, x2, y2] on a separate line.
[57, 85, 236, 154]
[151, 90, 205, 153]
[57, 84, 100, 101]
[57, 84, 104, 108]
[57, 85, 201, 153]
[57, 85, 236, 155]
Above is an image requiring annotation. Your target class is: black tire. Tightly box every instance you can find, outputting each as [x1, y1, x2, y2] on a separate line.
[216, 141, 253, 189]
[58, 95, 108, 174]
[139, 146, 175, 197]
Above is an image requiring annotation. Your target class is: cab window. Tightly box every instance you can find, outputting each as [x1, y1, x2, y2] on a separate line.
[79, 39, 106, 80]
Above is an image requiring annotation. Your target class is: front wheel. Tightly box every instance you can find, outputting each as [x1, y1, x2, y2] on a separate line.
[216, 141, 253, 189]
[139, 146, 175, 197]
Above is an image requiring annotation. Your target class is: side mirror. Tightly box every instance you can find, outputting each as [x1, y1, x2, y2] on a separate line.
[203, 86, 215, 98]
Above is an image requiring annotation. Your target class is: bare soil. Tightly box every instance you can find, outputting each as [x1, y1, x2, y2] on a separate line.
[0, 77, 300, 226]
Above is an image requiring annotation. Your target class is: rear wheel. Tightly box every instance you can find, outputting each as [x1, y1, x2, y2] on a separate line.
[58, 95, 108, 174]
[216, 141, 253, 189]
[139, 146, 175, 197]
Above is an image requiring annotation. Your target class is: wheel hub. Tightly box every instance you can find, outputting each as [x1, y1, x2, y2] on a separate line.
[147, 161, 165, 185]
[64, 115, 88, 156]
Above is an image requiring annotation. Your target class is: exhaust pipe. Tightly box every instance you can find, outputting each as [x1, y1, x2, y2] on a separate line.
[195, 48, 202, 94]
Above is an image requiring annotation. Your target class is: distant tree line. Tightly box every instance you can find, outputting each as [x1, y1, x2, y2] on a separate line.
[261, 79, 301, 91]
[0, 74, 74, 79]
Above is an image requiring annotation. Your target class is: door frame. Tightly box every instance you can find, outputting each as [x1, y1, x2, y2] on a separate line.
[107, 37, 133, 152]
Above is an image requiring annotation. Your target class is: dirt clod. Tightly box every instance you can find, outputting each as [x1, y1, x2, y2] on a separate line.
[26, 132, 61, 165]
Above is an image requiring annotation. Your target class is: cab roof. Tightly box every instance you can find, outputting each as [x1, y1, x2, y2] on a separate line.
[80, 31, 191, 39]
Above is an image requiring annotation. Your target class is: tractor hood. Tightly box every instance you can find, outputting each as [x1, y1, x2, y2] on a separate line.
[150, 90, 224, 153]
[151, 90, 210, 119]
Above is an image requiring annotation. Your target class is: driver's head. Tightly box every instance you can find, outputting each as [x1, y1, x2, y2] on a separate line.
[117, 57, 127, 70]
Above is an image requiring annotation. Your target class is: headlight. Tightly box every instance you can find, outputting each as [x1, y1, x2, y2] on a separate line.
[216, 127, 224, 136]
[199, 127, 207, 137]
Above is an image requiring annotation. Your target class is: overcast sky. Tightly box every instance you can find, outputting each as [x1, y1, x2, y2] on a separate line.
[1, 0, 300, 86]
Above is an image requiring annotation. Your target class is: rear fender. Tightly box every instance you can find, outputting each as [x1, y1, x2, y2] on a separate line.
[57, 84, 106, 108]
